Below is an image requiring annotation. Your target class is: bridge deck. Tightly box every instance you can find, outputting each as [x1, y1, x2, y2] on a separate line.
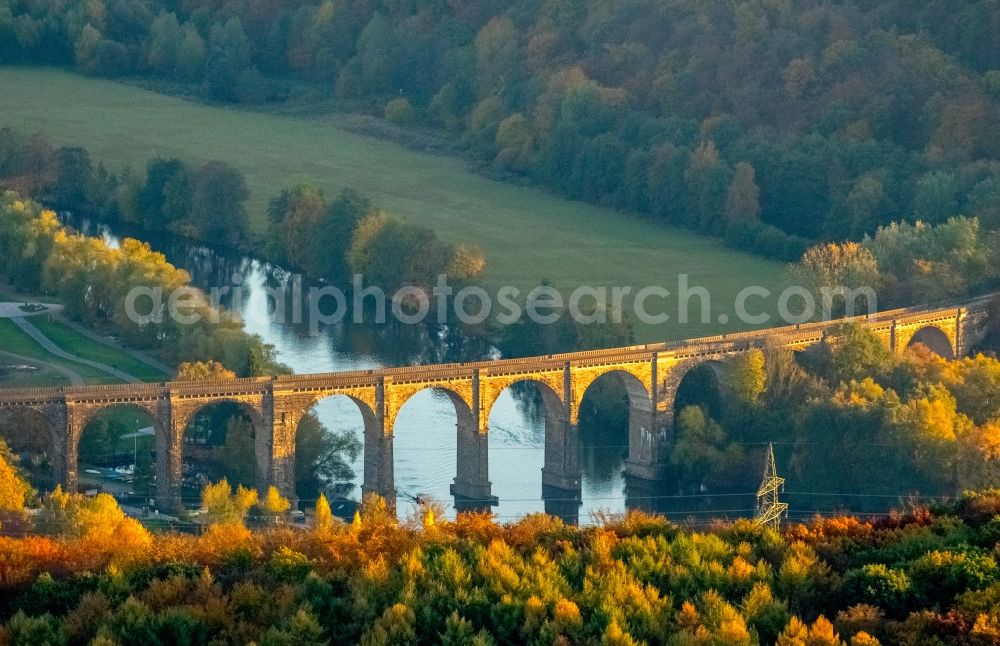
[0, 293, 992, 403]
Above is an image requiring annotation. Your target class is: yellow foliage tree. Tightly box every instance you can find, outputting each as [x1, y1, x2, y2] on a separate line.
[201, 478, 258, 525]
[446, 243, 487, 281]
[175, 361, 237, 381]
[313, 493, 335, 534]
[260, 486, 291, 517]
[36, 488, 150, 551]
[776, 617, 810, 646]
[726, 348, 766, 407]
[776, 615, 846, 646]
[234, 484, 258, 515]
[0, 441, 30, 515]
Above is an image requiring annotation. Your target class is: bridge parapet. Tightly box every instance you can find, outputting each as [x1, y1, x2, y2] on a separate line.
[1, 292, 996, 515]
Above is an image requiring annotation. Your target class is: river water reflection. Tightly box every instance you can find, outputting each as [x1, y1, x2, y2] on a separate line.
[65, 215, 634, 523]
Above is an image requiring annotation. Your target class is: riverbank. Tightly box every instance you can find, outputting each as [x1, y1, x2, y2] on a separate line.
[0, 286, 171, 386]
[0, 67, 788, 342]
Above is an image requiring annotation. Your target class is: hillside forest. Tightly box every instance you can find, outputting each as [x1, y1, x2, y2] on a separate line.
[4, 0, 1000, 260]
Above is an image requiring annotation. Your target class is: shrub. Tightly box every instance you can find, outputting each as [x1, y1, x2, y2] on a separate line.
[384, 98, 416, 124]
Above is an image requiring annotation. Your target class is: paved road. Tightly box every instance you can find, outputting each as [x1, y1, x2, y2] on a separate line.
[0, 349, 84, 386]
[10, 316, 141, 384]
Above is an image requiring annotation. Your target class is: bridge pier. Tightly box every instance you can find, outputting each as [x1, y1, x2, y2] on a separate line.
[1, 294, 991, 525]
[623, 474, 664, 514]
[624, 387, 668, 482]
[59, 404, 81, 495]
[451, 422, 497, 511]
[543, 487, 581, 525]
[363, 431, 394, 506]
[542, 421, 582, 499]
[160, 403, 187, 513]
[260, 392, 299, 507]
[362, 380, 395, 507]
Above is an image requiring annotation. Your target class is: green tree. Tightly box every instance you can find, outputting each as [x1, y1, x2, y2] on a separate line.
[147, 11, 183, 75]
[139, 158, 190, 230]
[669, 405, 737, 490]
[133, 444, 155, 503]
[794, 242, 880, 318]
[218, 418, 256, 489]
[841, 565, 913, 617]
[190, 161, 249, 245]
[267, 184, 327, 269]
[474, 17, 519, 96]
[384, 98, 415, 124]
[205, 18, 251, 101]
[913, 171, 959, 223]
[261, 608, 327, 646]
[495, 113, 534, 172]
[318, 188, 372, 283]
[846, 173, 890, 237]
[684, 141, 732, 232]
[295, 413, 361, 499]
[53, 147, 93, 208]
[176, 24, 206, 79]
[726, 348, 766, 408]
[348, 211, 450, 291]
[725, 161, 762, 225]
[823, 324, 893, 383]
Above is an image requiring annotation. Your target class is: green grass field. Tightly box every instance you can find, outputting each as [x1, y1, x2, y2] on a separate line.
[0, 357, 72, 388]
[0, 318, 118, 384]
[28, 317, 168, 381]
[0, 67, 789, 341]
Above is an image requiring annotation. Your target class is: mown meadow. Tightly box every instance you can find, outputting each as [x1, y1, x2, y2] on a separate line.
[0, 68, 786, 342]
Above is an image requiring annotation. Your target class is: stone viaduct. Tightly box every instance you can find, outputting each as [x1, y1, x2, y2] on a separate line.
[0, 294, 993, 513]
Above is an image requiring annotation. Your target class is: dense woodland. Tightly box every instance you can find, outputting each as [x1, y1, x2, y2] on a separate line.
[6, 459, 1000, 645]
[666, 322, 1000, 509]
[4, 4, 1000, 639]
[3, 0, 1000, 259]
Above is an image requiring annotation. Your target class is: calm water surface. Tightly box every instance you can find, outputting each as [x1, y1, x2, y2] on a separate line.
[67, 216, 630, 522]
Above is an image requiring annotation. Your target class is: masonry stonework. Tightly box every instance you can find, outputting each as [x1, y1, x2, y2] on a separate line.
[0, 297, 991, 513]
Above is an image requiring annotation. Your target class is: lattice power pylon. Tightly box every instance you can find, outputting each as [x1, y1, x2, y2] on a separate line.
[755, 443, 789, 529]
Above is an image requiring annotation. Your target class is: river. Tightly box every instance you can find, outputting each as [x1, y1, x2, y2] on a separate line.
[64, 215, 636, 523]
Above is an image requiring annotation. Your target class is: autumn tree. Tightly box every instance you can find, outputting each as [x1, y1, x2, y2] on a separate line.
[0, 439, 31, 530]
[313, 493, 335, 534]
[726, 348, 767, 409]
[795, 242, 880, 318]
[176, 361, 237, 381]
[201, 478, 257, 525]
[257, 486, 291, 520]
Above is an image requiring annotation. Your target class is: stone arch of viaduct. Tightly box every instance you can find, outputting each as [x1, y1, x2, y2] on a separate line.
[0, 297, 991, 512]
